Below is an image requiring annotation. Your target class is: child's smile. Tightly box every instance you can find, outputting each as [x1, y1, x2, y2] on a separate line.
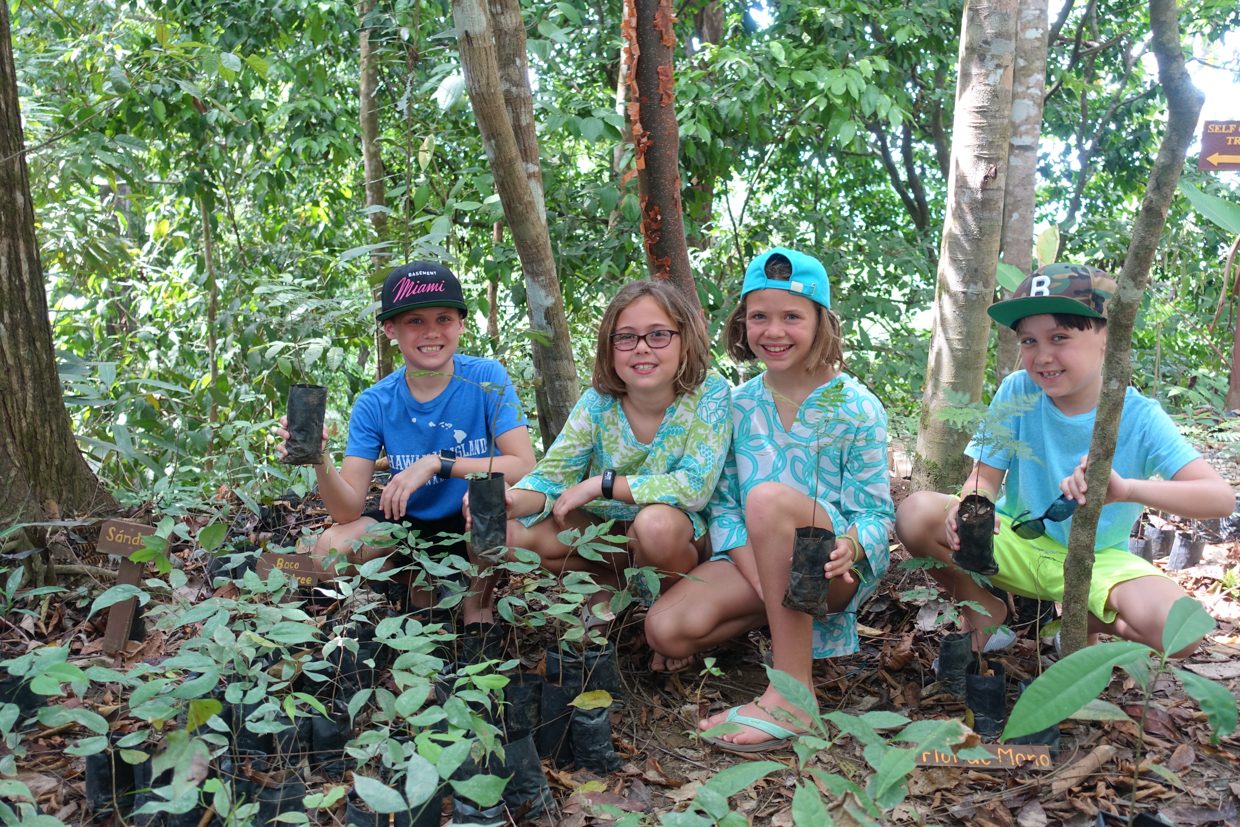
[744, 290, 818, 372]
[1017, 314, 1106, 416]
[612, 297, 682, 395]
[384, 307, 465, 374]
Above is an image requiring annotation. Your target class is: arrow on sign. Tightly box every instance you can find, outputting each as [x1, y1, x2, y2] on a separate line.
[1207, 153, 1240, 165]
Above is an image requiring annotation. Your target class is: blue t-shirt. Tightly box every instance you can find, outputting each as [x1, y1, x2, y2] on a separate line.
[965, 370, 1199, 551]
[345, 355, 528, 520]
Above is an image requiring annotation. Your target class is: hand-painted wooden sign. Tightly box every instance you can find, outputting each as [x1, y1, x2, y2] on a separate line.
[255, 553, 325, 588]
[915, 744, 1053, 770]
[1199, 121, 1240, 171]
[98, 520, 157, 655]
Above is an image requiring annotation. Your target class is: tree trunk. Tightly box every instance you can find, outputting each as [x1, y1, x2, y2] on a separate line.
[996, 0, 1050, 383]
[1059, 0, 1203, 657]
[199, 191, 220, 442]
[453, 0, 579, 446]
[912, 0, 1020, 493]
[0, 0, 117, 530]
[625, 0, 700, 310]
[359, 0, 394, 380]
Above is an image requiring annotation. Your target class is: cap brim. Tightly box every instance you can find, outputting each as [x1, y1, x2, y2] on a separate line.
[988, 296, 1105, 328]
[377, 300, 468, 322]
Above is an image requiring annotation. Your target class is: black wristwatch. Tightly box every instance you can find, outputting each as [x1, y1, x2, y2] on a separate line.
[601, 468, 616, 500]
[437, 449, 456, 479]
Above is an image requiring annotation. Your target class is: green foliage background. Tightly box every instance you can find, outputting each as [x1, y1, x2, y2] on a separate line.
[10, 0, 1240, 513]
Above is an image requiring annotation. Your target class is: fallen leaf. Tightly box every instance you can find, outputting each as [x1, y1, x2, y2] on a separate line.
[881, 633, 914, 671]
[1121, 705, 1180, 741]
[1181, 661, 1240, 680]
[1159, 802, 1238, 825]
[16, 772, 59, 799]
[663, 780, 700, 803]
[1165, 743, 1195, 772]
[908, 767, 960, 796]
[1015, 799, 1048, 827]
[770, 807, 793, 827]
[641, 757, 683, 788]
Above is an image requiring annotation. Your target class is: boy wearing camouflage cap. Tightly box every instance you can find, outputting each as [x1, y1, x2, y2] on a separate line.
[896, 263, 1232, 657]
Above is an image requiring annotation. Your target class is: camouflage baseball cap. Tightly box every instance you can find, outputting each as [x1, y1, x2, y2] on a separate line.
[988, 262, 1116, 329]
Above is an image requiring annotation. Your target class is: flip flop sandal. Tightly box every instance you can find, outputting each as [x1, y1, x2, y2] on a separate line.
[701, 706, 802, 754]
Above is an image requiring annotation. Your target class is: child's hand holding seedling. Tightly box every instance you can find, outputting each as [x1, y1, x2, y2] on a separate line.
[823, 531, 865, 584]
[943, 464, 1005, 551]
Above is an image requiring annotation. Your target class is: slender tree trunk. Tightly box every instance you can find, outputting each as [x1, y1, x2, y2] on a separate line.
[199, 192, 219, 431]
[625, 0, 700, 310]
[453, 0, 579, 445]
[360, 0, 394, 379]
[996, 0, 1050, 382]
[0, 0, 117, 530]
[1060, 0, 1203, 656]
[912, 0, 1020, 493]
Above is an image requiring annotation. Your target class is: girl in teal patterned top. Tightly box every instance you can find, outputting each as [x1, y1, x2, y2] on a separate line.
[645, 249, 893, 753]
[501, 281, 732, 623]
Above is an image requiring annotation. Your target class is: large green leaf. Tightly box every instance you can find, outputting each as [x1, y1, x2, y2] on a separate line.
[996, 262, 1026, 292]
[1003, 641, 1149, 739]
[1162, 596, 1215, 656]
[791, 782, 834, 826]
[88, 585, 148, 617]
[702, 761, 784, 798]
[1179, 181, 1240, 235]
[1176, 669, 1239, 741]
[866, 746, 917, 810]
[404, 753, 440, 808]
[355, 775, 408, 814]
[450, 774, 507, 808]
[764, 666, 818, 721]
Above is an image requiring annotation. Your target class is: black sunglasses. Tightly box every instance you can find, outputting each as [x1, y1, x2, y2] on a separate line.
[1011, 494, 1079, 539]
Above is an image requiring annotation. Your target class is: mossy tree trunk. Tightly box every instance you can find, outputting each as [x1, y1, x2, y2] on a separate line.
[911, 0, 1019, 493]
[0, 0, 118, 535]
[1059, 0, 1204, 656]
[452, 0, 580, 445]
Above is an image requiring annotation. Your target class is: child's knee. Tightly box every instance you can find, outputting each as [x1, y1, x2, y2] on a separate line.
[631, 505, 690, 541]
[895, 491, 949, 552]
[644, 604, 695, 657]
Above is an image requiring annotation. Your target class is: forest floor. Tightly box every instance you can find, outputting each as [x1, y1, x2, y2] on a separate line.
[10, 453, 1240, 827]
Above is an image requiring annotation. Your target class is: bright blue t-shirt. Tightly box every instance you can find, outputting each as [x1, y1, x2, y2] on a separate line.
[965, 370, 1199, 551]
[345, 355, 528, 520]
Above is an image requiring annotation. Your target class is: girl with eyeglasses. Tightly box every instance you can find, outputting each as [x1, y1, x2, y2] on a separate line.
[480, 280, 731, 645]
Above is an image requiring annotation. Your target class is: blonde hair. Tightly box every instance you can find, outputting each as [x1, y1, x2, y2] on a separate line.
[724, 255, 846, 372]
[592, 280, 710, 398]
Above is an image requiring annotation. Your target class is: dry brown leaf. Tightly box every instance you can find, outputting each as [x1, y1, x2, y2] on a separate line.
[641, 757, 683, 788]
[1165, 742, 1195, 772]
[1121, 704, 1180, 741]
[907, 767, 961, 796]
[770, 807, 794, 827]
[1015, 799, 1048, 827]
[15, 772, 59, 800]
[663, 781, 700, 803]
[881, 633, 914, 671]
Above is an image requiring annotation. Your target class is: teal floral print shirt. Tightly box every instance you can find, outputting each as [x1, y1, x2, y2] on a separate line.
[513, 372, 733, 537]
[709, 372, 894, 657]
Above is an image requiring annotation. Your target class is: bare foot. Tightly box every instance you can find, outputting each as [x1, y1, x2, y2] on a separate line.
[699, 684, 814, 746]
[649, 652, 697, 673]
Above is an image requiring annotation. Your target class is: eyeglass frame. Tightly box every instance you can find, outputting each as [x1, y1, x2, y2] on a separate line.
[609, 329, 680, 351]
[1010, 493, 1079, 540]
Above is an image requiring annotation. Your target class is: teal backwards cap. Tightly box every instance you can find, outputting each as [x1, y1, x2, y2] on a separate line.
[742, 248, 831, 310]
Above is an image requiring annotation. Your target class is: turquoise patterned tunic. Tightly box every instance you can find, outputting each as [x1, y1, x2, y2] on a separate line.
[513, 372, 732, 537]
[709, 372, 893, 657]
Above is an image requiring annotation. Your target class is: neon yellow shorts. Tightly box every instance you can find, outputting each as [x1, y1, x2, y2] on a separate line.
[989, 514, 1170, 624]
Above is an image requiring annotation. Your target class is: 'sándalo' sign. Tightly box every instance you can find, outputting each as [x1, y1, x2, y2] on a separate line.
[97, 520, 157, 557]
[1199, 121, 1240, 172]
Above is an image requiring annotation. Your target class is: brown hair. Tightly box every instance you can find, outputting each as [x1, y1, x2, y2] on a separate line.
[724, 254, 846, 372]
[1014, 312, 1107, 334]
[592, 280, 711, 398]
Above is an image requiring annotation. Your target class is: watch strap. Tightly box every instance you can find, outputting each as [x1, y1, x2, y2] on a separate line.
[601, 468, 616, 500]
[438, 450, 456, 479]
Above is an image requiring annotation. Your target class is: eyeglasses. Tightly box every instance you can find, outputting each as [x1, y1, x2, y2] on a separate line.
[610, 329, 679, 351]
[1010, 494, 1079, 539]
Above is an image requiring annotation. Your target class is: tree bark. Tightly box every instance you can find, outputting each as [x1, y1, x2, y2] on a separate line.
[997, 0, 1050, 383]
[1059, 0, 1203, 657]
[912, 0, 1019, 493]
[199, 192, 219, 430]
[625, 0, 700, 310]
[453, 0, 579, 446]
[0, 0, 117, 530]
[359, 0, 394, 380]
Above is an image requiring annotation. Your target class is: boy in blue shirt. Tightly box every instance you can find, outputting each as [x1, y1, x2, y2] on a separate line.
[278, 262, 535, 634]
[896, 263, 1233, 656]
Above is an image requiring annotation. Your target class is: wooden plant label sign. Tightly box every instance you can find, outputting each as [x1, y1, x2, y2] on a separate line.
[99, 520, 157, 655]
[915, 744, 1053, 771]
[1199, 121, 1240, 171]
[255, 553, 324, 588]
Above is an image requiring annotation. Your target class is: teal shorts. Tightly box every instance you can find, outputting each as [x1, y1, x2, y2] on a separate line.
[989, 514, 1170, 624]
